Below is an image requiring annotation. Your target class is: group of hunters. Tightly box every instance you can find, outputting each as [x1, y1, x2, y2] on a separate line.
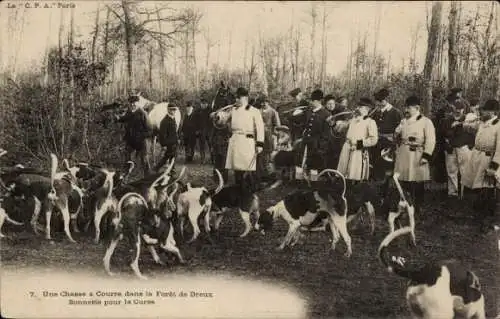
[123, 84, 500, 234]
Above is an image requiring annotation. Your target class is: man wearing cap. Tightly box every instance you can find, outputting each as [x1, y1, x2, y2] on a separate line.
[288, 88, 310, 142]
[300, 89, 331, 180]
[393, 96, 436, 216]
[155, 103, 180, 172]
[116, 95, 153, 175]
[450, 87, 471, 111]
[181, 101, 197, 163]
[195, 97, 212, 163]
[370, 89, 402, 184]
[441, 93, 476, 198]
[258, 95, 281, 180]
[225, 87, 265, 191]
[337, 98, 379, 183]
[462, 99, 500, 233]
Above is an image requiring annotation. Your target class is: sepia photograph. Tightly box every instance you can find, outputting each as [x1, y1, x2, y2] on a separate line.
[0, 0, 499, 318]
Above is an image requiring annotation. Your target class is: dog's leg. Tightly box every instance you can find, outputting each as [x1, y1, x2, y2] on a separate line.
[187, 208, 201, 244]
[214, 211, 224, 231]
[364, 201, 376, 235]
[333, 215, 352, 257]
[70, 197, 82, 234]
[204, 204, 212, 234]
[329, 220, 340, 250]
[387, 211, 400, 233]
[0, 208, 6, 238]
[148, 246, 165, 265]
[44, 203, 53, 240]
[239, 209, 252, 237]
[130, 233, 147, 280]
[278, 221, 300, 250]
[103, 234, 121, 276]
[407, 204, 416, 246]
[93, 205, 107, 244]
[59, 202, 76, 243]
[31, 196, 42, 234]
[160, 223, 185, 264]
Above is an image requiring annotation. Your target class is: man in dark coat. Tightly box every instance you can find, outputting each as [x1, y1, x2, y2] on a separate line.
[324, 94, 347, 169]
[196, 98, 212, 163]
[300, 89, 331, 181]
[116, 95, 153, 175]
[181, 101, 197, 163]
[155, 103, 179, 172]
[370, 88, 402, 185]
[288, 88, 310, 142]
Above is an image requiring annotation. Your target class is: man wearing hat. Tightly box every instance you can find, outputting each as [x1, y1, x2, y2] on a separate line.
[450, 87, 471, 111]
[288, 88, 310, 142]
[155, 103, 180, 172]
[257, 95, 281, 181]
[181, 101, 197, 163]
[370, 89, 402, 183]
[441, 93, 476, 198]
[337, 98, 379, 183]
[324, 94, 347, 169]
[300, 89, 331, 181]
[462, 99, 500, 233]
[195, 97, 212, 163]
[225, 87, 265, 191]
[393, 96, 436, 216]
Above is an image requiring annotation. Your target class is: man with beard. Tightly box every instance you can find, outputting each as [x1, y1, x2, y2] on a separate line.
[371, 88, 402, 193]
[462, 99, 500, 233]
[393, 96, 436, 216]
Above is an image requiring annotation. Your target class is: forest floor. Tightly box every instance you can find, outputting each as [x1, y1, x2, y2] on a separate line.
[1, 154, 499, 318]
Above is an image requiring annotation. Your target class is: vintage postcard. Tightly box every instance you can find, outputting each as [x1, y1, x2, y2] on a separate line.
[0, 0, 499, 318]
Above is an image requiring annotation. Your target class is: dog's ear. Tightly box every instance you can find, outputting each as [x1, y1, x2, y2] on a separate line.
[466, 271, 481, 290]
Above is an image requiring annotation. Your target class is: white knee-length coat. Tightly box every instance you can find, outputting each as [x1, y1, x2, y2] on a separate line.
[337, 116, 378, 180]
[462, 116, 500, 189]
[393, 114, 436, 182]
[225, 104, 265, 171]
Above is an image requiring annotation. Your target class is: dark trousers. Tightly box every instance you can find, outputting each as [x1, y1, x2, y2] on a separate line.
[183, 134, 197, 162]
[234, 170, 256, 193]
[399, 181, 425, 215]
[124, 140, 151, 176]
[197, 132, 211, 162]
[155, 143, 177, 172]
[472, 188, 498, 229]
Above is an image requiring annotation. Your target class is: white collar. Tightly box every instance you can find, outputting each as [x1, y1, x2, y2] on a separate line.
[408, 112, 420, 121]
[312, 105, 323, 113]
[485, 116, 498, 125]
[381, 103, 393, 112]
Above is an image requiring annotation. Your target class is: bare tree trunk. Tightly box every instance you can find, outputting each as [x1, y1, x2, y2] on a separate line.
[448, 1, 459, 89]
[155, 5, 167, 98]
[248, 41, 256, 90]
[91, 3, 100, 63]
[122, 0, 134, 91]
[478, 2, 496, 101]
[309, 3, 317, 86]
[43, 11, 53, 86]
[371, 3, 381, 87]
[227, 28, 233, 70]
[148, 45, 153, 89]
[422, 1, 443, 116]
[68, 7, 76, 157]
[191, 18, 198, 91]
[58, 8, 65, 156]
[320, 4, 327, 88]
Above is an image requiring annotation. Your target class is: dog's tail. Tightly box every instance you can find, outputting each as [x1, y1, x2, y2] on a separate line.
[3, 211, 23, 226]
[378, 226, 417, 279]
[211, 169, 224, 196]
[48, 154, 58, 201]
[103, 170, 115, 200]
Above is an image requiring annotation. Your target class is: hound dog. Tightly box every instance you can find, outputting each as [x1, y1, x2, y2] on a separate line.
[3, 154, 81, 242]
[378, 227, 485, 319]
[257, 169, 355, 256]
[176, 169, 224, 243]
[209, 185, 260, 238]
[0, 152, 25, 237]
[103, 189, 184, 280]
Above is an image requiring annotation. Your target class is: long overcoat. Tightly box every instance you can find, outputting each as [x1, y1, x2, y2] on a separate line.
[462, 116, 500, 189]
[337, 116, 378, 180]
[225, 105, 265, 171]
[393, 114, 436, 182]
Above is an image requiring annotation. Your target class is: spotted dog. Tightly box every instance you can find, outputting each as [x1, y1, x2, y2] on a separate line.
[378, 227, 485, 319]
[257, 169, 354, 256]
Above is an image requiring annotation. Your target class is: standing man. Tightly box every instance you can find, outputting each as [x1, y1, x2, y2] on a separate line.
[371, 88, 402, 192]
[324, 94, 347, 169]
[301, 89, 331, 181]
[225, 87, 265, 192]
[257, 95, 281, 182]
[462, 99, 500, 233]
[442, 94, 476, 198]
[337, 98, 379, 183]
[195, 98, 212, 164]
[116, 95, 153, 176]
[288, 88, 310, 142]
[393, 96, 436, 216]
[181, 101, 197, 163]
[156, 103, 179, 172]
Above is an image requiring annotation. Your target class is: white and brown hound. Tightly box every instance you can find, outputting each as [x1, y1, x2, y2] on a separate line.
[378, 227, 485, 319]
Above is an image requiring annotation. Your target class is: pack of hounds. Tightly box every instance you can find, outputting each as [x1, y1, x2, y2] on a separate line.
[0, 149, 491, 319]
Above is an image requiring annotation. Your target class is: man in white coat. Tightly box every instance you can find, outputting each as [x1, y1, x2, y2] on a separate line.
[225, 87, 265, 191]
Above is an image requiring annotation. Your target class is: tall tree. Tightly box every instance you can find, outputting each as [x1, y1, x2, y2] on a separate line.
[309, 3, 318, 87]
[448, 1, 459, 89]
[91, 3, 101, 63]
[422, 1, 443, 116]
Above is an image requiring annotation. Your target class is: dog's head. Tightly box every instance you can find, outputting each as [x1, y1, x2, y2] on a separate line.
[256, 202, 282, 234]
